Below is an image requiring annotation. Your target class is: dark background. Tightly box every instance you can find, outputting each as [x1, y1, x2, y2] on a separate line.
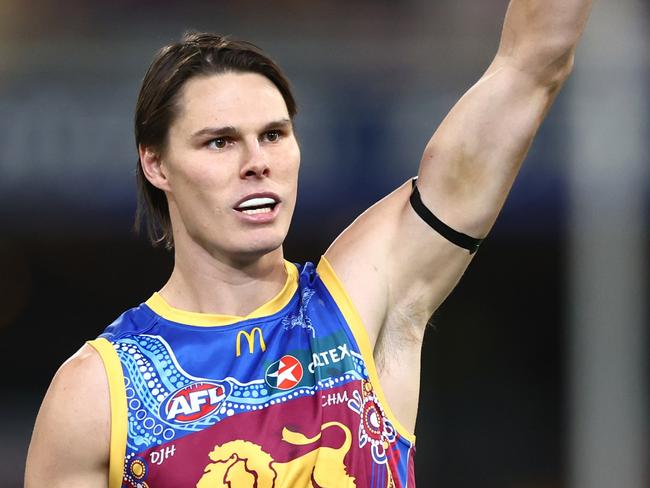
[0, 1, 647, 487]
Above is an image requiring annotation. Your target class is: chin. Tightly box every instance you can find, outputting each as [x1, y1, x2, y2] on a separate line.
[227, 231, 286, 261]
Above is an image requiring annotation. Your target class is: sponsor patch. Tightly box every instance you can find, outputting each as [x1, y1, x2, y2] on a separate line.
[308, 343, 351, 373]
[161, 381, 230, 423]
[265, 355, 304, 390]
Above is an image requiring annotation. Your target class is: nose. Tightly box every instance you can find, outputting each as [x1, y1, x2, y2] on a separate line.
[240, 140, 270, 179]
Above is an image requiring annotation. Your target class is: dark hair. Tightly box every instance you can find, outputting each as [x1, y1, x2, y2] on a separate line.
[134, 32, 297, 249]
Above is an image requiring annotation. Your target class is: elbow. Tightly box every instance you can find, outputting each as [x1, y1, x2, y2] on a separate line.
[542, 50, 575, 89]
[499, 43, 576, 89]
[534, 34, 581, 84]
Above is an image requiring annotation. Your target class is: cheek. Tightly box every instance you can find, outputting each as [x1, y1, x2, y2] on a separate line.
[166, 160, 230, 215]
[291, 139, 301, 164]
[166, 146, 228, 188]
[282, 141, 301, 176]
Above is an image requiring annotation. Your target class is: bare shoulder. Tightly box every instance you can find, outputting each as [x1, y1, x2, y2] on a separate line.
[324, 179, 471, 342]
[324, 182, 408, 345]
[25, 344, 110, 487]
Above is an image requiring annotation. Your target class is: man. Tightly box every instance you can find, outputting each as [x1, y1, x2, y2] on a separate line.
[25, 1, 593, 486]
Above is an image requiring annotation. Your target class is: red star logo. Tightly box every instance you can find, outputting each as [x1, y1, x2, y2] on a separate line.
[267, 355, 303, 390]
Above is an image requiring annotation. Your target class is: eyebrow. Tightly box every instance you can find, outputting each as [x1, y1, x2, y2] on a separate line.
[191, 118, 292, 139]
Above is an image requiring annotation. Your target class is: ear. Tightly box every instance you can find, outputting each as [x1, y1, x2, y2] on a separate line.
[139, 144, 171, 192]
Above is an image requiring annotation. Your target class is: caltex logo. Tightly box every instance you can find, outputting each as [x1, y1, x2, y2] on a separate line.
[162, 381, 230, 423]
[265, 355, 304, 390]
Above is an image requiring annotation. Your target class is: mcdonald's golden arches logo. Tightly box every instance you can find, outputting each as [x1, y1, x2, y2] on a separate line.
[236, 327, 266, 357]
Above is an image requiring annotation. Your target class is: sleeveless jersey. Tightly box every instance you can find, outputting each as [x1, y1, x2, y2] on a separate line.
[89, 258, 416, 488]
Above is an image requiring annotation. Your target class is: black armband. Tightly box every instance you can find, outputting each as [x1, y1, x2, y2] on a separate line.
[409, 177, 483, 255]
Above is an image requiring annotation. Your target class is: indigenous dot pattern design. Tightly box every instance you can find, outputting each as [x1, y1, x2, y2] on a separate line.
[122, 454, 149, 488]
[98, 261, 415, 488]
[347, 380, 397, 465]
[115, 334, 368, 454]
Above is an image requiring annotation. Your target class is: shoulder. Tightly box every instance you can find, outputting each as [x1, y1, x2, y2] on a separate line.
[37, 343, 110, 433]
[25, 344, 110, 486]
[323, 182, 411, 342]
[51, 344, 110, 409]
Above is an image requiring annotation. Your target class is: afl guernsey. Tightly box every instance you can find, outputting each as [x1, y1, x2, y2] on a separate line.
[89, 257, 416, 488]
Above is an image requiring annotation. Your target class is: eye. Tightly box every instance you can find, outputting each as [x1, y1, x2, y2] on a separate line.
[263, 130, 281, 143]
[207, 138, 227, 149]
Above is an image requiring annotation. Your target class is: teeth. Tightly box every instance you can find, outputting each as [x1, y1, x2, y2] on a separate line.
[238, 197, 276, 209]
[242, 207, 273, 215]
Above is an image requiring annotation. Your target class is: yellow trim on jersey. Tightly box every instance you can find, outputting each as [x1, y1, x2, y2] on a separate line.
[87, 338, 127, 488]
[316, 256, 417, 444]
[145, 260, 299, 327]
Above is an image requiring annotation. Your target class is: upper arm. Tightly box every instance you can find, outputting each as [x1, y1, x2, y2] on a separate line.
[416, 55, 568, 238]
[326, 56, 570, 338]
[25, 344, 110, 488]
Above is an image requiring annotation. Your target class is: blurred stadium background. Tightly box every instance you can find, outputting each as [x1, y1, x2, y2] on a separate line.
[0, 0, 647, 486]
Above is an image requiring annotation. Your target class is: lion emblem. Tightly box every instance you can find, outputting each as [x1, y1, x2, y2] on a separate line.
[196, 421, 356, 487]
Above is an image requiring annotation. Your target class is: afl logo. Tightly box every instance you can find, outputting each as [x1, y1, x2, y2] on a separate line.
[161, 381, 230, 423]
[265, 355, 304, 390]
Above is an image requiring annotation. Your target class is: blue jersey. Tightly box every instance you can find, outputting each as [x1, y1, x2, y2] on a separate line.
[89, 258, 416, 488]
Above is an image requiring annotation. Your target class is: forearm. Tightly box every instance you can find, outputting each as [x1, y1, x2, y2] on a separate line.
[496, 0, 593, 82]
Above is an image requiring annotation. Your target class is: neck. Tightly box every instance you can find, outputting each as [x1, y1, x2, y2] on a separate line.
[159, 243, 288, 317]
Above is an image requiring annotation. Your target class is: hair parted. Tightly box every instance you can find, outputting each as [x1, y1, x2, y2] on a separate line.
[134, 32, 297, 249]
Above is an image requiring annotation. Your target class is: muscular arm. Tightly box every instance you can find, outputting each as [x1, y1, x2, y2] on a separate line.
[418, 0, 592, 239]
[25, 345, 110, 487]
[325, 0, 593, 430]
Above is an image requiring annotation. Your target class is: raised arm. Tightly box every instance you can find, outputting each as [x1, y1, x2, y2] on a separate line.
[325, 0, 593, 431]
[417, 0, 593, 238]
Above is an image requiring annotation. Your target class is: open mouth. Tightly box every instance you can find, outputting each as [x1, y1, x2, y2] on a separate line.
[234, 197, 279, 215]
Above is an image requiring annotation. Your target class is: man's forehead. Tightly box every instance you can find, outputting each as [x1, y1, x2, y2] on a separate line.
[175, 73, 290, 131]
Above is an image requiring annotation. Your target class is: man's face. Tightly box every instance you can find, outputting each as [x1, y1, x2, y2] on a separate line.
[159, 72, 300, 261]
